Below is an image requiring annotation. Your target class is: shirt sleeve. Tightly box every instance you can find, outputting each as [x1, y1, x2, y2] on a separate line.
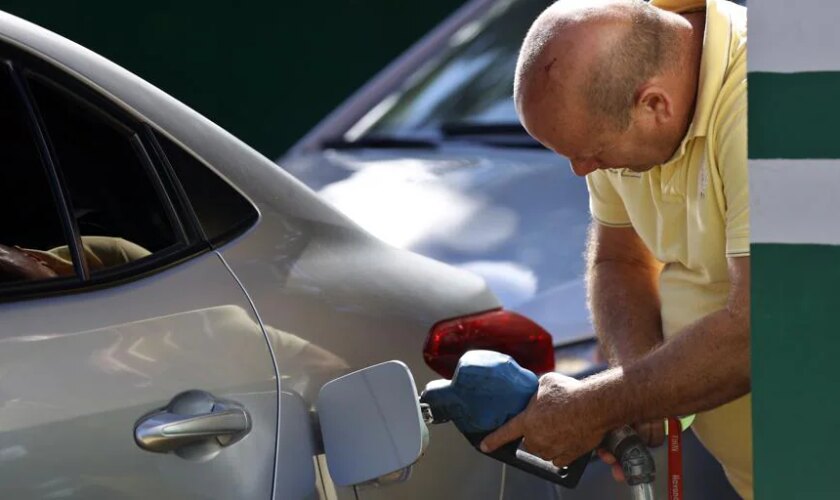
[585, 170, 632, 227]
[715, 90, 749, 257]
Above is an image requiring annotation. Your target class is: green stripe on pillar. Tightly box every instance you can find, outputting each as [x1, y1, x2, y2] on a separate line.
[749, 71, 840, 159]
[752, 243, 840, 499]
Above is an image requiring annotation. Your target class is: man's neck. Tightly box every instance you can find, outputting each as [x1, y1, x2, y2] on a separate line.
[679, 11, 707, 132]
[660, 10, 706, 159]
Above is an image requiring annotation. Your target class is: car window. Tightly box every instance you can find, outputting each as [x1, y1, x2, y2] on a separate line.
[154, 132, 258, 246]
[27, 75, 181, 274]
[357, 0, 547, 139]
[0, 64, 80, 285]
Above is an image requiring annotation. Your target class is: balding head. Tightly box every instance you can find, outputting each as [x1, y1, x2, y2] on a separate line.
[517, 0, 677, 130]
[514, 0, 700, 175]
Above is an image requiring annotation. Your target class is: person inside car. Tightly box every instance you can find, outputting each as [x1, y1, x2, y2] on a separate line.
[0, 236, 151, 282]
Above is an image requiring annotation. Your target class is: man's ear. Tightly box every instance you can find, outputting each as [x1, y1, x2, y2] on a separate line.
[635, 84, 673, 125]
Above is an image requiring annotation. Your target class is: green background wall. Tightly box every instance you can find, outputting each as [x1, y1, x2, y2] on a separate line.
[750, 0, 840, 498]
[0, 1, 463, 158]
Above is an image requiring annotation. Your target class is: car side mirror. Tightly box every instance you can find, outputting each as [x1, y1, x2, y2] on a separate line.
[317, 361, 428, 487]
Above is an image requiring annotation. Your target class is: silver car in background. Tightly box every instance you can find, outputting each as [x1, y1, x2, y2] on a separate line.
[283, 0, 743, 498]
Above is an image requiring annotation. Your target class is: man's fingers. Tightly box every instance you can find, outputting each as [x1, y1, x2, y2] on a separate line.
[634, 420, 666, 448]
[596, 448, 616, 465]
[611, 463, 626, 482]
[480, 413, 526, 453]
[598, 449, 625, 482]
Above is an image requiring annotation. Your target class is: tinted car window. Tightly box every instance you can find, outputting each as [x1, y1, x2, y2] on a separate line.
[155, 132, 258, 245]
[28, 75, 179, 273]
[0, 65, 77, 285]
[361, 0, 547, 138]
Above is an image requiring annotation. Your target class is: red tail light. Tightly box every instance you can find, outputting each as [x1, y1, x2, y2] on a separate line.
[423, 309, 555, 379]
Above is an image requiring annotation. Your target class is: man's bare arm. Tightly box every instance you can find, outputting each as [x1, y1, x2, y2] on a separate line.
[584, 256, 750, 428]
[587, 223, 664, 365]
[480, 256, 750, 465]
[588, 222, 666, 447]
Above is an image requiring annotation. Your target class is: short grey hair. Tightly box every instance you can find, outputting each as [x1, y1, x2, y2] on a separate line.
[586, 0, 675, 129]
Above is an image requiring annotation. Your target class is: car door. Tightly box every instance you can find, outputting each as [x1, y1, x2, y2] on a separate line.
[0, 55, 279, 499]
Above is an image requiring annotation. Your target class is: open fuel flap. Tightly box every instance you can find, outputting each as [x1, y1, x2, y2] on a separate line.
[316, 361, 428, 487]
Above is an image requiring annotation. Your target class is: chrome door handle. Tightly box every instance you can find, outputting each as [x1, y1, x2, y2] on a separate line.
[135, 390, 252, 454]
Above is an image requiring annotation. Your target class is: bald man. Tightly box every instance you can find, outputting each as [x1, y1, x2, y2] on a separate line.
[480, 0, 751, 497]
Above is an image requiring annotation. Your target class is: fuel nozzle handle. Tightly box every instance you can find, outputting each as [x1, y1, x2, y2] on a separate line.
[420, 350, 590, 489]
[602, 425, 656, 486]
[421, 350, 657, 494]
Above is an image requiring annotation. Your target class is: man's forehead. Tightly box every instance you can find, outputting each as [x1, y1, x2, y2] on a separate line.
[520, 94, 601, 153]
[519, 86, 597, 132]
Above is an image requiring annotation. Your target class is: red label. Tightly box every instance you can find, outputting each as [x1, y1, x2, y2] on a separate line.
[667, 417, 683, 500]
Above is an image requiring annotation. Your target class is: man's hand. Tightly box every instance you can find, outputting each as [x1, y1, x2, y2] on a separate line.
[634, 420, 666, 447]
[479, 372, 608, 468]
[597, 420, 664, 482]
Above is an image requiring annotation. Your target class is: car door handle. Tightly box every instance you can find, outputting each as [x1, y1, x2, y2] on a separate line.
[135, 390, 252, 454]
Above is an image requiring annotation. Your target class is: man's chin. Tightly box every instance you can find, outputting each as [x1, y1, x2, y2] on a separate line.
[605, 164, 657, 174]
[625, 164, 657, 172]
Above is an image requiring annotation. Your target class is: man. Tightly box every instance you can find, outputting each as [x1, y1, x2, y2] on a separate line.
[480, 0, 751, 497]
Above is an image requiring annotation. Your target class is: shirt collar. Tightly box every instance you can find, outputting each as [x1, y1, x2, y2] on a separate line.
[665, 0, 731, 164]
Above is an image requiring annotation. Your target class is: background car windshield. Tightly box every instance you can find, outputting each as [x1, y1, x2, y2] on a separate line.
[358, 0, 546, 138]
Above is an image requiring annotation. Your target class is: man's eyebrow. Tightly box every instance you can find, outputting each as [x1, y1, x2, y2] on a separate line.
[544, 57, 557, 73]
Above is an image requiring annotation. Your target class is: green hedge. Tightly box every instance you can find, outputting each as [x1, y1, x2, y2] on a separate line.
[1, 0, 463, 157]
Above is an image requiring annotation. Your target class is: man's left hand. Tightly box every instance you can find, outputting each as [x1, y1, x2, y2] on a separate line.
[479, 372, 609, 468]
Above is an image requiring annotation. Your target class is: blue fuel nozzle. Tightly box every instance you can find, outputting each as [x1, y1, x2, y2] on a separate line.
[420, 350, 537, 433]
[419, 350, 590, 488]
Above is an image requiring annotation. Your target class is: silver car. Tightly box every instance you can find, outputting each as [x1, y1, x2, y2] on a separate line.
[0, 9, 559, 500]
[284, 0, 743, 498]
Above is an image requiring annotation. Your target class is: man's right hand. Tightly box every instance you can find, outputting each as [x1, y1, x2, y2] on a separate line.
[597, 420, 665, 482]
[635, 419, 666, 448]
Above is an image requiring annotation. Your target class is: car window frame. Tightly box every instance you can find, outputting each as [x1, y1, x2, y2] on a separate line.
[0, 44, 213, 303]
[148, 128, 260, 248]
[144, 126, 210, 244]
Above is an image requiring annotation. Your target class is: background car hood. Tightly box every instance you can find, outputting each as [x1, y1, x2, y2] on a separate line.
[282, 146, 593, 344]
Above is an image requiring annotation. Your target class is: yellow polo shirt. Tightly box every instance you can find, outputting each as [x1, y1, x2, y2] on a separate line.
[585, 0, 751, 497]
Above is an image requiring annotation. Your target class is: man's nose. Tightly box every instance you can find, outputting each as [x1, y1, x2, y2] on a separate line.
[570, 158, 600, 177]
